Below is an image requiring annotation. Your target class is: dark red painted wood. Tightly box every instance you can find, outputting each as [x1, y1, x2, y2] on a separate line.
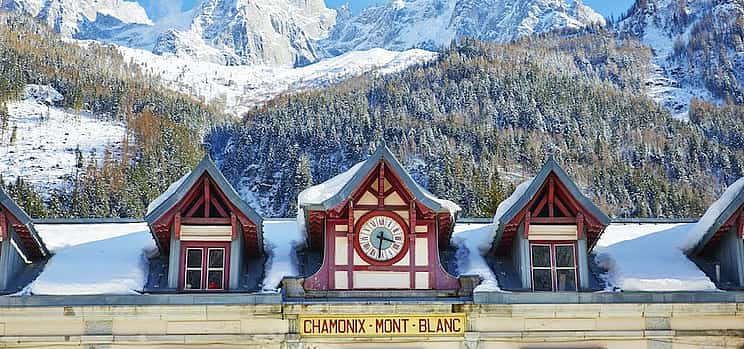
[497, 173, 606, 255]
[0, 212, 5, 241]
[152, 172, 257, 256]
[303, 160, 459, 291]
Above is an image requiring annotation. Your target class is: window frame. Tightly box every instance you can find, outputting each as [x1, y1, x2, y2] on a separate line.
[529, 241, 579, 292]
[179, 241, 231, 291]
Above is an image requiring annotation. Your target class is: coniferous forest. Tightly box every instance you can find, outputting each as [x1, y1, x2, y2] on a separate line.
[207, 33, 744, 218]
[2, 13, 744, 219]
[0, 14, 223, 218]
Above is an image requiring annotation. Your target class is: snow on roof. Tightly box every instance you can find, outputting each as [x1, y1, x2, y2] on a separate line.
[261, 219, 303, 292]
[594, 223, 717, 292]
[684, 177, 744, 252]
[146, 171, 191, 216]
[450, 223, 500, 292]
[20, 223, 157, 295]
[493, 178, 533, 226]
[296, 146, 461, 240]
[296, 161, 366, 239]
[298, 161, 366, 210]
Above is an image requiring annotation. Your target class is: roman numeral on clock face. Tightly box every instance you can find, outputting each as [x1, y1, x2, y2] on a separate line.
[357, 215, 406, 262]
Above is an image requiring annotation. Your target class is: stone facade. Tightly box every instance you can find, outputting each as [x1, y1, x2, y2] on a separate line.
[1, 294, 743, 348]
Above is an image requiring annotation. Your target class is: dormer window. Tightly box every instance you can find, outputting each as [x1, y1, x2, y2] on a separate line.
[530, 243, 577, 291]
[182, 243, 229, 290]
[491, 159, 610, 292]
[145, 156, 264, 293]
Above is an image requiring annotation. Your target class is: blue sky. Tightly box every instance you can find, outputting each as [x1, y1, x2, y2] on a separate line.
[139, 0, 634, 20]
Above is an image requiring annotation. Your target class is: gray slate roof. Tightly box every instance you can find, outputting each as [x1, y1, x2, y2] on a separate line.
[0, 186, 49, 258]
[493, 159, 611, 242]
[691, 183, 744, 255]
[302, 144, 452, 213]
[144, 156, 263, 228]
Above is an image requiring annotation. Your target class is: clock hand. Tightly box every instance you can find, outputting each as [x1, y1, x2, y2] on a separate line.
[380, 237, 395, 243]
[376, 235, 383, 258]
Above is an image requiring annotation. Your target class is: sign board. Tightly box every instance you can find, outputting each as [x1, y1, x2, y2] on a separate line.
[299, 314, 466, 337]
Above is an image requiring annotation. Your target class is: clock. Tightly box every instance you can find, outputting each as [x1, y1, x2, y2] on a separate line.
[357, 215, 406, 262]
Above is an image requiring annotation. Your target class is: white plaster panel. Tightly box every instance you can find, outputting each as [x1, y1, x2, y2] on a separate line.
[415, 272, 429, 289]
[335, 237, 348, 266]
[334, 271, 348, 290]
[415, 237, 428, 266]
[353, 271, 409, 289]
[180, 225, 232, 241]
[528, 224, 577, 241]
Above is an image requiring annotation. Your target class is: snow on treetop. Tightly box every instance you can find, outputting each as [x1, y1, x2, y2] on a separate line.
[493, 178, 533, 226]
[145, 171, 191, 217]
[681, 177, 744, 252]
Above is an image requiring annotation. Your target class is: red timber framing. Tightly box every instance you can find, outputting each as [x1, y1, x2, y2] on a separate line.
[151, 173, 260, 257]
[303, 160, 459, 291]
[0, 207, 44, 260]
[497, 174, 605, 255]
[701, 207, 744, 255]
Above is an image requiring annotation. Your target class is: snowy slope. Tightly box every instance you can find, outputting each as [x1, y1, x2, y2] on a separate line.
[321, 0, 605, 55]
[0, 85, 127, 193]
[118, 45, 438, 116]
[618, 0, 744, 119]
[1, 0, 151, 37]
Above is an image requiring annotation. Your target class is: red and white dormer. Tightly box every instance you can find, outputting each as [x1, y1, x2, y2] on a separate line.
[299, 145, 461, 293]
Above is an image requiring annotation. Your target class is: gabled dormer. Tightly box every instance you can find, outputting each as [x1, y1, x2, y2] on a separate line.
[0, 187, 49, 293]
[491, 159, 610, 292]
[297, 145, 464, 295]
[688, 178, 744, 288]
[145, 156, 264, 292]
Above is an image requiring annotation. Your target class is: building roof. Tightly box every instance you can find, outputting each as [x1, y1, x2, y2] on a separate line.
[0, 186, 49, 259]
[689, 177, 744, 255]
[492, 159, 611, 245]
[144, 156, 263, 228]
[298, 144, 460, 214]
[25, 222, 155, 295]
[595, 222, 717, 292]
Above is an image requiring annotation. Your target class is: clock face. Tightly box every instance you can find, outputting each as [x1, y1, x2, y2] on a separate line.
[358, 215, 406, 262]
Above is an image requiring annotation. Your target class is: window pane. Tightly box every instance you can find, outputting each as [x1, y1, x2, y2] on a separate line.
[209, 249, 224, 268]
[187, 249, 202, 268]
[556, 269, 577, 291]
[531, 245, 551, 267]
[185, 270, 202, 289]
[532, 269, 553, 291]
[208, 271, 223, 289]
[555, 245, 575, 268]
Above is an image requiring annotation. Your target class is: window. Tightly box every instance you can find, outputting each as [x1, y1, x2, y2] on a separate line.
[181, 244, 229, 291]
[530, 243, 577, 292]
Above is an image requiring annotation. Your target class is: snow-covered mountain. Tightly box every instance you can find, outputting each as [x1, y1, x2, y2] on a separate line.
[618, 0, 744, 119]
[151, 0, 336, 66]
[117, 45, 437, 116]
[1, 0, 151, 37]
[2, 0, 337, 67]
[320, 0, 605, 55]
